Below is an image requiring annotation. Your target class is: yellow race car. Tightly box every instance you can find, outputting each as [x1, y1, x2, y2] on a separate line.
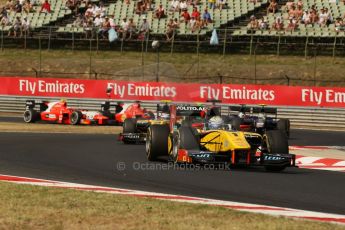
[145, 104, 296, 172]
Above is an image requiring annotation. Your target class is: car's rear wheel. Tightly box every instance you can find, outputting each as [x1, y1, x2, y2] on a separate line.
[146, 125, 170, 161]
[123, 118, 137, 133]
[23, 109, 39, 123]
[277, 118, 290, 138]
[178, 126, 200, 150]
[263, 130, 289, 172]
[70, 111, 82, 125]
[123, 118, 137, 144]
[263, 130, 289, 154]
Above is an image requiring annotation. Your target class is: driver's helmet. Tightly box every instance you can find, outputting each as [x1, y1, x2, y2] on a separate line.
[238, 112, 244, 118]
[60, 99, 67, 107]
[208, 116, 224, 130]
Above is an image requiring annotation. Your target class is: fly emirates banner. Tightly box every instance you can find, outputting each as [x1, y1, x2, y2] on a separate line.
[1, 76, 345, 107]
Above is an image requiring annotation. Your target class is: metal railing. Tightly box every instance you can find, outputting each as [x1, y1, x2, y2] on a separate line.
[1, 38, 345, 86]
[2, 26, 345, 54]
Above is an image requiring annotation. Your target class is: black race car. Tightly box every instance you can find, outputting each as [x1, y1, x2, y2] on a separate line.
[119, 103, 170, 144]
[227, 104, 290, 137]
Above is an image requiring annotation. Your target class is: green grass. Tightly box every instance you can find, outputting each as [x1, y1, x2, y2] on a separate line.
[0, 181, 344, 229]
[0, 49, 345, 86]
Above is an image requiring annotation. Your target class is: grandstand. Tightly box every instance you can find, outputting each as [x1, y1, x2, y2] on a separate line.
[1, 0, 269, 36]
[1, 0, 73, 31]
[54, 0, 268, 35]
[1, 0, 345, 55]
[232, 0, 345, 37]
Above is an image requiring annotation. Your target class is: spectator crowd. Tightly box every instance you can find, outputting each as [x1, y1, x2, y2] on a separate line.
[0, 0, 82, 36]
[68, 0, 229, 41]
[1, 0, 54, 36]
[1, 0, 344, 39]
[248, 0, 340, 33]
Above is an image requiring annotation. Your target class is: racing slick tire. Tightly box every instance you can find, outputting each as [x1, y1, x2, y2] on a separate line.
[181, 119, 192, 127]
[123, 118, 137, 133]
[178, 126, 200, 150]
[277, 118, 290, 138]
[263, 130, 289, 172]
[122, 118, 137, 144]
[170, 127, 200, 163]
[146, 124, 170, 161]
[70, 111, 82, 125]
[230, 117, 241, 131]
[23, 109, 39, 123]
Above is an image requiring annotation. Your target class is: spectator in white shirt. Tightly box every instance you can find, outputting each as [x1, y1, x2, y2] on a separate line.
[109, 15, 116, 28]
[94, 14, 103, 27]
[318, 8, 328, 27]
[138, 16, 150, 40]
[21, 17, 30, 36]
[119, 17, 129, 40]
[179, 0, 187, 12]
[301, 10, 310, 24]
[169, 0, 179, 12]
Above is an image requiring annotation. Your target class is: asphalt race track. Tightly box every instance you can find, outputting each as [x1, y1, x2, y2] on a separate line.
[0, 129, 345, 215]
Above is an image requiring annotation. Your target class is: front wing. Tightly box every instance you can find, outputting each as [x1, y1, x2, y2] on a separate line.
[176, 149, 296, 168]
[118, 132, 146, 144]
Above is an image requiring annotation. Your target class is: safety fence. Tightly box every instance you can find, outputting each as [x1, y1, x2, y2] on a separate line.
[2, 27, 345, 54]
[1, 95, 345, 130]
[1, 41, 345, 87]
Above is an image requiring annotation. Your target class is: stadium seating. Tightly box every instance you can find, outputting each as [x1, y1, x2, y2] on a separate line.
[0, 0, 72, 32]
[56, 0, 268, 36]
[2, 0, 345, 39]
[232, 0, 345, 37]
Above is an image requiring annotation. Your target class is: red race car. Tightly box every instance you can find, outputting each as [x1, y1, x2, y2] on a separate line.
[115, 101, 155, 124]
[23, 100, 119, 125]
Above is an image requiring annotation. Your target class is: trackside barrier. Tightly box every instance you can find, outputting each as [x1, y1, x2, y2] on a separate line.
[0, 95, 345, 130]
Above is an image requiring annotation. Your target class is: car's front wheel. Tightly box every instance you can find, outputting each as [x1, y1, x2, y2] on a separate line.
[146, 125, 170, 161]
[277, 118, 290, 138]
[70, 111, 82, 125]
[263, 130, 289, 172]
[23, 109, 39, 123]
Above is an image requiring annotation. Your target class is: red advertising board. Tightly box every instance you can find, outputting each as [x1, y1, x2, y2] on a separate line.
[1, 76, 345, 107]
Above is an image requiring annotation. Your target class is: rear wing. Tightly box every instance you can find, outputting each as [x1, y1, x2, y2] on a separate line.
[101, 101, 123, 113]
[175, 105, 206, 117]
[228, 104, 278, 118]
[156, 104, 170, 113]
[229, 105, 251, 113]
[25, 100, 48, 111]
[252, 106, 277, 115]
[169, 105, 206, 132]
